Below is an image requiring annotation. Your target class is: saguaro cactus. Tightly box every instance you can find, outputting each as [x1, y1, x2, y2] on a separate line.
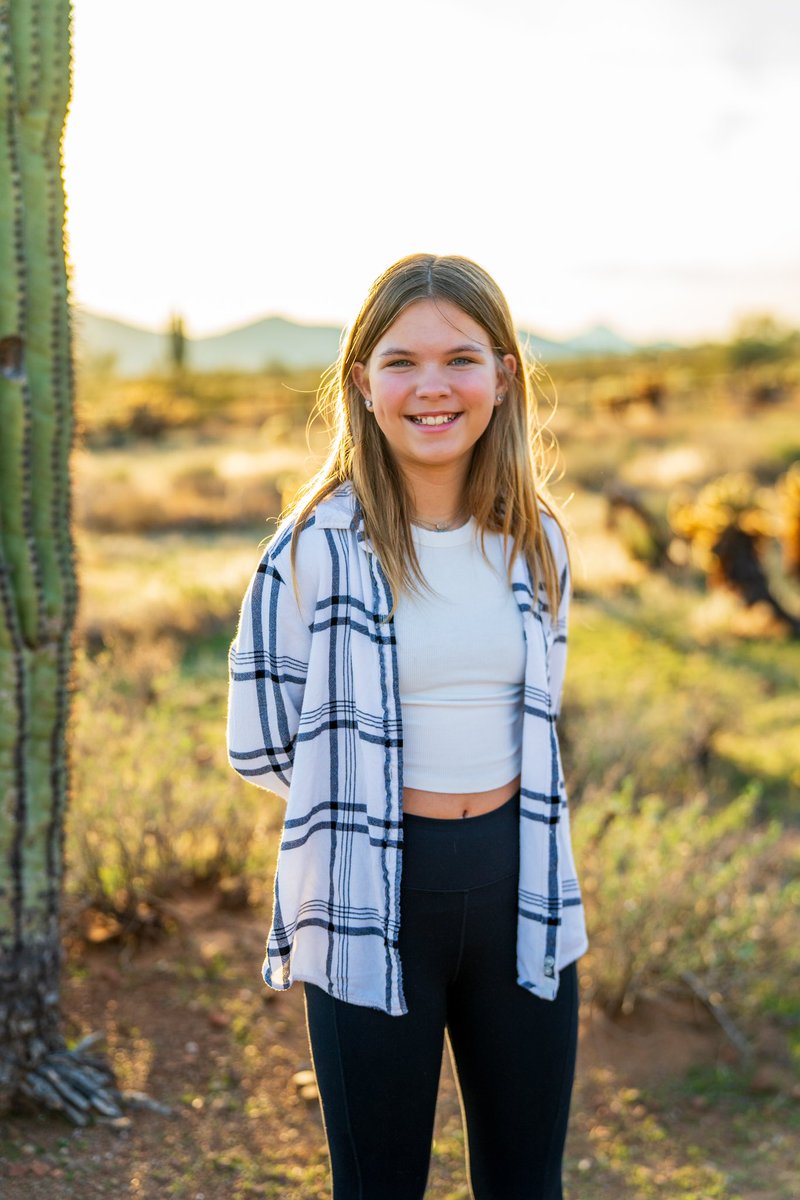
[0, 1, 122, 1121]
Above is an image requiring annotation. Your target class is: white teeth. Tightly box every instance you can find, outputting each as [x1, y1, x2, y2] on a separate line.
[410, 414, 458, 425]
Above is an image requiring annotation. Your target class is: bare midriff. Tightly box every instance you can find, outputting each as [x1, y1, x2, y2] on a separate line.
[401, 774, 521, 819]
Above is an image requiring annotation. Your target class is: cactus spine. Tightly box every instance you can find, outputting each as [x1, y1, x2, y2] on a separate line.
[0, 1, 122, 1121]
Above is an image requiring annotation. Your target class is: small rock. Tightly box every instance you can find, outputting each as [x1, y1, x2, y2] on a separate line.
[299, 1083, 319, 1103]
[292, 1069, 316, 1090]
[185, 1041, 200, 1055]
[208, 1009, 230, 1028]
[101, 1116, 132, 1132]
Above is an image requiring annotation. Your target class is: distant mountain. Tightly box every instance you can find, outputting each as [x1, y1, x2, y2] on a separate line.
[72, 310, 342, 376]
[72, 308, 673, 376]
[557, 323, 636, 357]
[72, 311, 166, 377]
[191, 316, 342, 373]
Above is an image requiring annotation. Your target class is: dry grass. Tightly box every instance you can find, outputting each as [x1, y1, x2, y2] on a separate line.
[75, 528, 265, 647]
[72, 426, 326, 534]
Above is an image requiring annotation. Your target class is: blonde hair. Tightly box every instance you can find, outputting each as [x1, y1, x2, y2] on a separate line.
[286, 253, 569, 615]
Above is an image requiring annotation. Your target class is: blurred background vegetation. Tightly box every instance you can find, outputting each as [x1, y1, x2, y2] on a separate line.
[51, 319, 800, 1200]
[67, 317, 800, 1069]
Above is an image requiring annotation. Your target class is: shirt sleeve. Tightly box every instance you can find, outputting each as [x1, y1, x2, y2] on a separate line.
[226, 540, 312, 801]
[545, 521, 571, 721]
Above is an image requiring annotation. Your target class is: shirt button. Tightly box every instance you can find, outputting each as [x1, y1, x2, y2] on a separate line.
[543, 955, 555, 978]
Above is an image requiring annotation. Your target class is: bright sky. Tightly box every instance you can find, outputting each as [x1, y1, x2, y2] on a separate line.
[64, 0, 800, 343]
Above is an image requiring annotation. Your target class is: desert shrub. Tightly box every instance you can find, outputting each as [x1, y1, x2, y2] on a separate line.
[572, 779, 799, 1021]
[173, 462, 228, 499]
[67, 644, 280, 929]
[74, 464, 281, 533]
[74, 472, 168, 532]
[76, 369, 320, 446]
[728, 315, 799, 371]
[604, 488, 671, 566]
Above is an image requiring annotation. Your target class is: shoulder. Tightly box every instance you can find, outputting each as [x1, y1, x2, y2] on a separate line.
[540, 509, 569, 574]
[266, 484, 359, 581]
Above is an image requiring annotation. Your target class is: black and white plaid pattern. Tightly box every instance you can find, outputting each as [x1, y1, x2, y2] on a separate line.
[227, 485, 587, 1015]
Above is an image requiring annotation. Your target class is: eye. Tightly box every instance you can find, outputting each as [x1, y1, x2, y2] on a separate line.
[385, 358, 413, 368]
[450, 356, 477, 366]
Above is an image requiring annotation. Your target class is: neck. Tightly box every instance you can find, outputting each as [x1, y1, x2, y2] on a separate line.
[403, 464, 468, 529]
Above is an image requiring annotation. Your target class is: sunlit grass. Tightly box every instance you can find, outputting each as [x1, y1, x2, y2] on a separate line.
[72, 426, 324, 534]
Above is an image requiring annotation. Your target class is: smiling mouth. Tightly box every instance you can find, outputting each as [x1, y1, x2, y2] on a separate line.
[407, 413, 461, 426]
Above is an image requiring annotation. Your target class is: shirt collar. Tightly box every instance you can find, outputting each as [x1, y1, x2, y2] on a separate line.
[313, 483, 360, 530]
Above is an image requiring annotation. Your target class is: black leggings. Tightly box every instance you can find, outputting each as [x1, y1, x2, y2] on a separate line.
[304, 793, 579, 1200]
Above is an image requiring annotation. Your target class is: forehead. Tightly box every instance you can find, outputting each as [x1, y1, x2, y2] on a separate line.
[375, 298, 491, 350]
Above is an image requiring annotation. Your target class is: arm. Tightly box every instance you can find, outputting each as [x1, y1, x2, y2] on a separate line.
[226, 538, 312, 801]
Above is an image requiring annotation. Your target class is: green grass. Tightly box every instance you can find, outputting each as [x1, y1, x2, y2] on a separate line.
[565, 577, 800, 817]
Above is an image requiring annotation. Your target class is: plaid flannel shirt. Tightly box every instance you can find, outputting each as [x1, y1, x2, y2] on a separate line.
[227, 484, 587, 1015]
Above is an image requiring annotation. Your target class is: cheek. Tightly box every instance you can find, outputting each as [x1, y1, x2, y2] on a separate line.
[372, 378, 408, 417]
[465, 378, 498, 416]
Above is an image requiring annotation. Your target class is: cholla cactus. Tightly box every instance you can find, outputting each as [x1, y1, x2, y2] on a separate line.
[775, 462, 800, 579]
[669, 472, 799, 634]
[0, 1, 125, 1121]
[668, 473, 774, 581]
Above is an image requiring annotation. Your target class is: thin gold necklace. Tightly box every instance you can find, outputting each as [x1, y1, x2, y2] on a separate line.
[412, 510, 469, 533]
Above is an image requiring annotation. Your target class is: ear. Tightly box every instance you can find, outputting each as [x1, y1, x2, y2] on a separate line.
[352, 361, 371, 401]
[496, 353, 516, 394]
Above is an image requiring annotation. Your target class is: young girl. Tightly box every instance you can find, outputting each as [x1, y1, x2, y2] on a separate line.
[227, 254, 587, 1199]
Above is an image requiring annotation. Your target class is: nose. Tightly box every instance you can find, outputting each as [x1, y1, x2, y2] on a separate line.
[416, 367, 450, 400]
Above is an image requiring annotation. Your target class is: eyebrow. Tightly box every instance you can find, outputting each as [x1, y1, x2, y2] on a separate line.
[377, 343, 487, 359]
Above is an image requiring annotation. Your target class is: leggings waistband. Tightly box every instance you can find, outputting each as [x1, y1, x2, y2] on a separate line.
[400, 791, 520, 892]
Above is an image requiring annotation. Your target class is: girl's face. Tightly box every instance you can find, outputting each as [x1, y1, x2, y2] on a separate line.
[352, 299, 516, 489]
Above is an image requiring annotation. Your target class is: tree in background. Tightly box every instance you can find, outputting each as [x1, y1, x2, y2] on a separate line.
[0, 0, 124, 1122]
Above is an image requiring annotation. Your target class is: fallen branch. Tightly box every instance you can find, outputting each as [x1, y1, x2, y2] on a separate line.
[680, 970, 754, 1065]
[16, 1034, 173, 1126]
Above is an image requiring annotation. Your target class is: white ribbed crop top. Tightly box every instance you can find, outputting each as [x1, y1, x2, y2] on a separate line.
[393, 518, 526, 793]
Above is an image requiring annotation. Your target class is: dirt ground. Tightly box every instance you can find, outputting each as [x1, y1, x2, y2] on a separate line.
[1, 888, 798, 1199]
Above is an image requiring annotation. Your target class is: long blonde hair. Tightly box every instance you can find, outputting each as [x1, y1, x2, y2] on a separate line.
[286, 253, 569, 615]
